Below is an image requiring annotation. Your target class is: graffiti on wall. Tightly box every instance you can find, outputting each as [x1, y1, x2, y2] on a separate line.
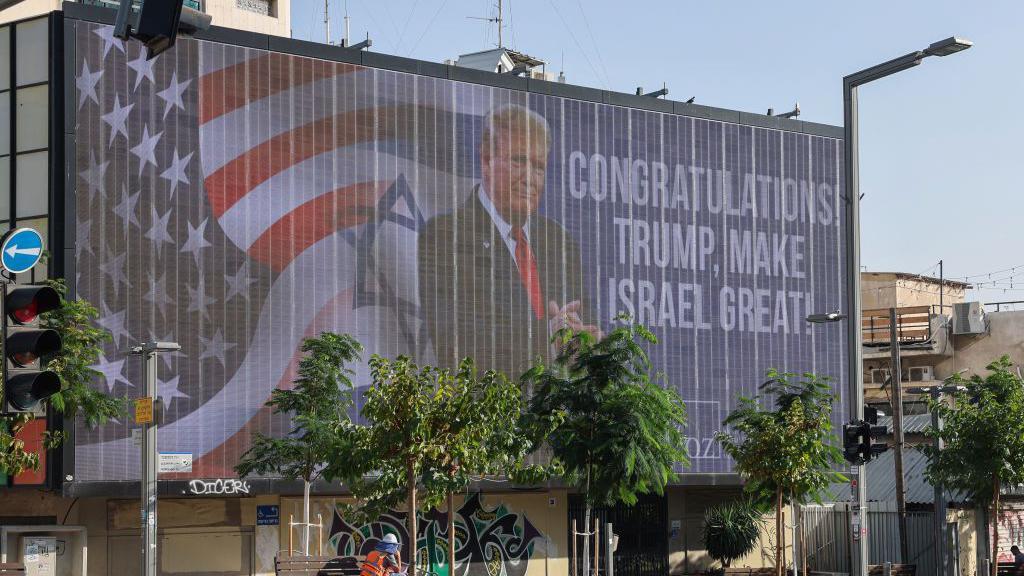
[328, 493, 544, 576]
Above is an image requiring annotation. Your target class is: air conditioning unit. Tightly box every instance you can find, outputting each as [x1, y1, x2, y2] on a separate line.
[953, 302, 987, 335]
[908, 366, 934, 382]
[870, 369, 890, 385]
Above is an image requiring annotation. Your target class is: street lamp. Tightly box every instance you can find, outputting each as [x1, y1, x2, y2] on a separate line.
[843, 36, 971, 576]
[806, 311, 848, 324]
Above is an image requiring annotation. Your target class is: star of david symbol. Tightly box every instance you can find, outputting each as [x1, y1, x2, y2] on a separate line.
[353, 174, 428, 355]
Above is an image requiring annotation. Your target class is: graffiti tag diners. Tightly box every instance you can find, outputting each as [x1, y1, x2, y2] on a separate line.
[188, 479, 251, 495]
[328, 493, 543, 576]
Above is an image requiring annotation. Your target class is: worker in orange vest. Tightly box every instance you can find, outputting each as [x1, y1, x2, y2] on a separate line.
[360, 533, 404, 576]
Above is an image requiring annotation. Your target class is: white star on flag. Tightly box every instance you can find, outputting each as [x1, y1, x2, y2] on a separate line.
[100, 95, 134, 147]
[157, 72, 192, 119]
[92, 25, 125, 58]
[97, 301, 131, 346]
[160, 148, 193, 198]
[224, 261, 256, 302]
[199, 329, 236, 367]
[91, 354, 130, 393]
[76, 60, 103, 110]
[143, 270, 174, 318]
[157, 375, 189, 408]
[76, 219, 93, 258]
[145, 204, 175, 249]
[79, 150, 109, 200]
[187, 276, 216, 321]
[129, 124, 163, 176]
[98, 251, 131, 296]
[127, 46, 156, 91]
[180, 218, 212, 265]
[112, 184, 141, 228]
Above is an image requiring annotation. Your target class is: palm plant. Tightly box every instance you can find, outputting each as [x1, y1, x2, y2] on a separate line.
[703, 500, 762, 570]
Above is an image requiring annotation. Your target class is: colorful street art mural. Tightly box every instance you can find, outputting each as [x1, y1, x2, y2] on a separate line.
[328, 493, 544, 576]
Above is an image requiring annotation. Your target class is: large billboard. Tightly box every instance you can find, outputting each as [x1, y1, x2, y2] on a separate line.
[70, 20, 847, 483]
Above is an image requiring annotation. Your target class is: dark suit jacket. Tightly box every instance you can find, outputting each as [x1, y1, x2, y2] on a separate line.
[418, 189, 590, 380]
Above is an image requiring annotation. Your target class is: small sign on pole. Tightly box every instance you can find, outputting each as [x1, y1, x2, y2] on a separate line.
[158, 452, 193, 473]
[135, 397, 153, 424]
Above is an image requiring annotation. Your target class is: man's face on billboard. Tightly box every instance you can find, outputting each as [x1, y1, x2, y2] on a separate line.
[482, 125, 548, 227]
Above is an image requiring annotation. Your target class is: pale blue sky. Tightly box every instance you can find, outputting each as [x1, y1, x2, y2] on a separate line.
[290, 0, 1023, 305]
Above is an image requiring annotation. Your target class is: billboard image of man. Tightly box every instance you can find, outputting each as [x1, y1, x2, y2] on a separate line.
[418, 104, 599, 379]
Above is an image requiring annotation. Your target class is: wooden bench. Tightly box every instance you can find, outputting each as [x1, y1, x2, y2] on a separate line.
[723, 569, 775, 575]
[274, 555, 362, 576]
[0, 564, 26, 575]
[998, 562, 1024, 576]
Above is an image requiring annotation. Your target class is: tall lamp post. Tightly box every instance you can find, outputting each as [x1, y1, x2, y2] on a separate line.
[843, 36, 971, 576]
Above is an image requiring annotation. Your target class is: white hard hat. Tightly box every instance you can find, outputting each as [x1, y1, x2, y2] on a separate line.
[382, 533, 399, 545]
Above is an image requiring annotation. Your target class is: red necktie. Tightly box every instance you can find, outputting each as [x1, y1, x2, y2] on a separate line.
[511, 227, 544, 320]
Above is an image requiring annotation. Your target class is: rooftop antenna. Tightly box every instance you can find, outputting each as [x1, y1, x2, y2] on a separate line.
[343, 0, 350, 47]
[468, 0, 504, 49]
[324, 0, 330, 44]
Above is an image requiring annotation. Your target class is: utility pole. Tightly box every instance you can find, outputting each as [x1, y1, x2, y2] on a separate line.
[888, 309, 909, 562]
[939, 260, 944, 316]
[133, 341, 181, 576]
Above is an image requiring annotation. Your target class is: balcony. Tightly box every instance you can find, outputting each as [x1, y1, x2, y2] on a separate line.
[862, 305, 952, 360]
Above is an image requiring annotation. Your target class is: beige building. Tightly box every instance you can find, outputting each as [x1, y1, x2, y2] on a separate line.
[0, 0, 291, 37]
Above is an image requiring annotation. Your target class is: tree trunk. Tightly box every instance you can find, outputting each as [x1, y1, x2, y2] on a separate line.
[408, 460, 418, 576]
[448, 491, 457, 576]
[776, 487, 784, 576]
[799, 503, 807, 576]
[583, 463, 591, 576]
[992, 475, 1001, 576]
[302, 478, 311, 555]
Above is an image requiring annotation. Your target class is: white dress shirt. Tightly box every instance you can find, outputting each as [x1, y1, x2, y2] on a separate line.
[477, 185, 530, 270]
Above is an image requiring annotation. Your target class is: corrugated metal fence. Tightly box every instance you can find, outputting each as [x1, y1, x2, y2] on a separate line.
[802, 503, 936, 575]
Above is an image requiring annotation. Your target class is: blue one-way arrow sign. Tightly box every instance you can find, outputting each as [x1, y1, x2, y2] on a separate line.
[0, 228, 44, 274]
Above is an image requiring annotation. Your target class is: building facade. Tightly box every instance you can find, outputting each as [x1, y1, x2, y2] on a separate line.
[0, 5, 845, 574]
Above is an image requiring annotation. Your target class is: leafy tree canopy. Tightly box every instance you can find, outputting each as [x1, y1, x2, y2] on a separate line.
[523, 321, 688, 509]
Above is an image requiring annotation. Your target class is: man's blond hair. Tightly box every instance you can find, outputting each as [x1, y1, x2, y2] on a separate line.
[481, 104, 551, 153]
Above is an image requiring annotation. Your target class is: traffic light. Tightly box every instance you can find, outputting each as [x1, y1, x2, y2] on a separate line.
[2, 283, 62, 413]
[114, 0, 213, 60]
[843, 418, 890, 465]
[843, 421, 869, 465]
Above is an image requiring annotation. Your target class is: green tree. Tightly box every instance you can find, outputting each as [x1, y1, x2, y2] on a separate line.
[921, 356, 1024, 576]
[421, 359, 554, 576]
[716, 370, 845, 576]
[522, 322, 688, 576]
[235, 332, 363, 555]
[346, 355, 459, 576]
[702, 499, 763, 571]
[1, 278, 125, 477]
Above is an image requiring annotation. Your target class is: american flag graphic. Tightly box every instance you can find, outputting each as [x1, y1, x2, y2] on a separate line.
[73, 22, 483, 480]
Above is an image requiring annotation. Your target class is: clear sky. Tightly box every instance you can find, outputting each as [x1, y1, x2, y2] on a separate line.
[290, 0, 1023, 305]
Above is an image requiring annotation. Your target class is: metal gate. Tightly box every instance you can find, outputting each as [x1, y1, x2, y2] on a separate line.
[801, 503, 941, 575]
[568, 494, 667, 576]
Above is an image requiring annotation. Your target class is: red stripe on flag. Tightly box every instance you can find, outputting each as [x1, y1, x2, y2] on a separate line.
[199, 53, 360, 124]
[204, 105, 426, 217]
[247, 181, 389, 271]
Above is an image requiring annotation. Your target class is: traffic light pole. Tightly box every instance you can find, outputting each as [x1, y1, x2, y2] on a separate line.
[132, 341, 180, 576]
[137, 344, 158, 576]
